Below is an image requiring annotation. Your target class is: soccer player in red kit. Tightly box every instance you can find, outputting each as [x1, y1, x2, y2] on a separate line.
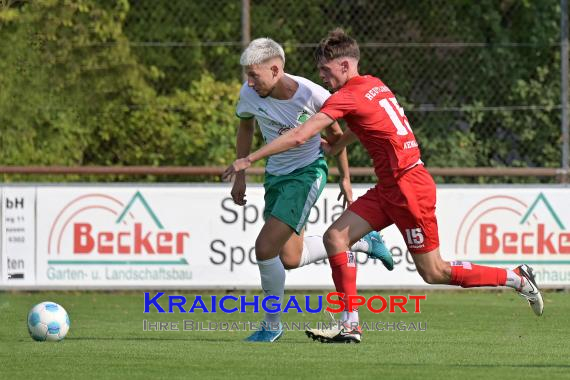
[223, 28, 544, 343]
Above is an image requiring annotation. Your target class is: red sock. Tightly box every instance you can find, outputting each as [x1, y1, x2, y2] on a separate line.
[449, 261, 507, 288]
[329, 251, 357, 311]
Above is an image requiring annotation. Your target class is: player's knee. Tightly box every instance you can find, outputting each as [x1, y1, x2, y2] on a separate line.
[323, 228, 343, 252]
[255, 237, 275, 261]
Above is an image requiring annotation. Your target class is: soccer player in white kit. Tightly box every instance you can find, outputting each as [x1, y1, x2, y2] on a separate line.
[230, 38, 393, 342]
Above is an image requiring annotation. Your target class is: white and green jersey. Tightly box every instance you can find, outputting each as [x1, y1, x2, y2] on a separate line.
[236, 74, 331, 175]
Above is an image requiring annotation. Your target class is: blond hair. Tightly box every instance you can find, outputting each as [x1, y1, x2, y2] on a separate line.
[240, 38, 285, 66]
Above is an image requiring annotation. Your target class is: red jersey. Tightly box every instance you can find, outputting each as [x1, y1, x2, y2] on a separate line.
[320, 75, 421, 186]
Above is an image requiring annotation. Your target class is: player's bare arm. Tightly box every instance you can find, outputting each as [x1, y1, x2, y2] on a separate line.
[222, 112, 334, 181]
[321, 129, 358, 156]
[324, 121, 353, 207]
[230, 118, 255, 205]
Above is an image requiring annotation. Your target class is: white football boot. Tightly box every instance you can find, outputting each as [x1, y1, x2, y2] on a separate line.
[514, 264, 544, 316]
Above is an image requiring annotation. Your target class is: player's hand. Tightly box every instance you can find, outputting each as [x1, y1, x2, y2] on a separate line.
[338, 177, 353, 208]
[222, 157, 252, 182]
[321, 138, 333, 155]
[231, 175, 247, 205]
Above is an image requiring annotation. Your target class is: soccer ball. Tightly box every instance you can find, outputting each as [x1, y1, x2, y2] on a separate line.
[27, 301, 70, 342]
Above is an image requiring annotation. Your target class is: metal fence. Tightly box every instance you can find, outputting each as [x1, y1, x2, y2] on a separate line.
[122, 0, 569, 179]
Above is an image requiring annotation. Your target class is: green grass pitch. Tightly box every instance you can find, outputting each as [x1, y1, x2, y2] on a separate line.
[0, 290, 568, 379]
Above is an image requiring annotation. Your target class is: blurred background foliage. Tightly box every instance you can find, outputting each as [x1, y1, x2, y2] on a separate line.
[0, 0, 565, 183]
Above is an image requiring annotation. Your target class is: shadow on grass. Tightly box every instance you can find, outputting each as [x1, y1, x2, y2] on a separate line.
[66, 336, 237, 342]
[64, 335, 320, 344]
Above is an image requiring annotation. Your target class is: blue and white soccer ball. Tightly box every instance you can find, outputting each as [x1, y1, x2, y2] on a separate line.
[27, 302, 70, 342]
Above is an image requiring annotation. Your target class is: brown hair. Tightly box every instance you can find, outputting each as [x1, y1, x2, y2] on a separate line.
[314, 28, 360, 63]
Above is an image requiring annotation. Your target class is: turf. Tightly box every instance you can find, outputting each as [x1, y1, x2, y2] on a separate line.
[0, 290, 568, 379]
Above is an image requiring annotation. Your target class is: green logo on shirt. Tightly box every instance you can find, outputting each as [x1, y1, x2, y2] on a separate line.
[297, 110, 310, 124]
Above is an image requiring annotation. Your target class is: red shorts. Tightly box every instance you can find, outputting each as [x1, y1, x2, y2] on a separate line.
[348, 165, 439, 254]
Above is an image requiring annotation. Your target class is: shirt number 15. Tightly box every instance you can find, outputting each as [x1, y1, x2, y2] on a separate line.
[379, 97, 413, 136]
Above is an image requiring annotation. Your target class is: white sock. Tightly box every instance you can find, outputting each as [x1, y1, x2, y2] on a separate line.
[298, 235, 329, 267]
[258, 256, 286, 324]
[347, 310, 359, 325]
[505, 270, 523, 290]
[299, 235, 371, 268]
[350, 237, 369, 253]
